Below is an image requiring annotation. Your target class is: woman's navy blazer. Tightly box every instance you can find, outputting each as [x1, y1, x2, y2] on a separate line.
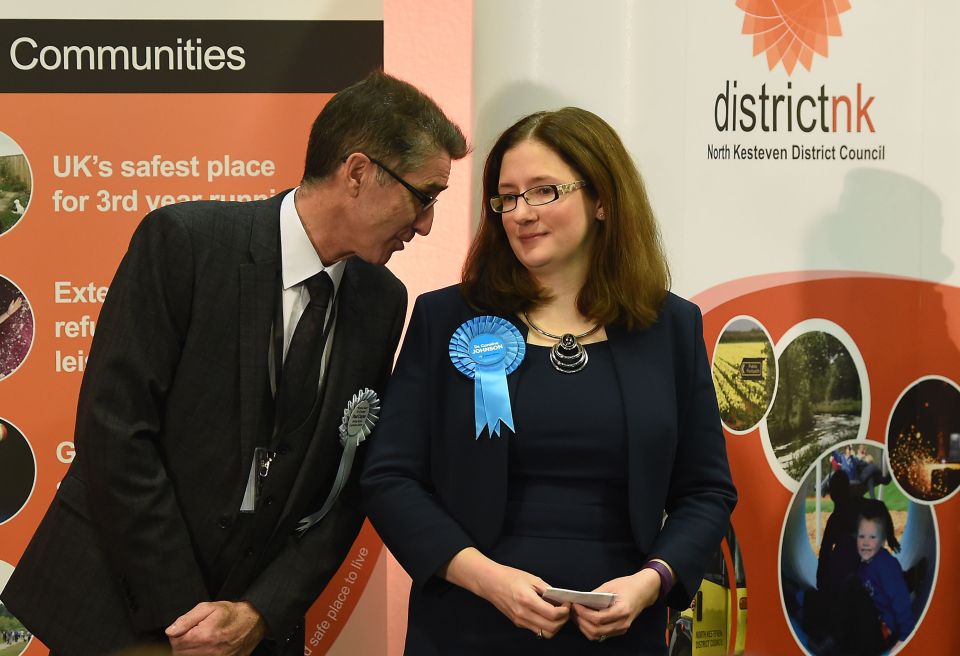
[362, 284, 737, 609]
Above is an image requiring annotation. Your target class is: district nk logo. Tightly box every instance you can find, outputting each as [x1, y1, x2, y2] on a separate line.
[736, 0, 851, 75]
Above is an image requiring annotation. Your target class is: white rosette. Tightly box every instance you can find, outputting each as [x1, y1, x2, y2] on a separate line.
[297, 388, 380, 536]
[339, 387, 381, 447]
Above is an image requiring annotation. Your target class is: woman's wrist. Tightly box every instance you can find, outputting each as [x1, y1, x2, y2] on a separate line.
[442, 547, 497, 597]
[630, 567, 662, 608]
[641, 559, 675, 603]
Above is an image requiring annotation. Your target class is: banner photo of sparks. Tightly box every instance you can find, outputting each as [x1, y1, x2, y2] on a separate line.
[474, 1, 960, 654]
[0, 3, 391, 654]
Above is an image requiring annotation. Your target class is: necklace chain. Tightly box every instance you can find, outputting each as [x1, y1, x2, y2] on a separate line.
[523, 312, 601, 341]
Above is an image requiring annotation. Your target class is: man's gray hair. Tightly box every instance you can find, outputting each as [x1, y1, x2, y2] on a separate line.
[302, 70, 468, 182]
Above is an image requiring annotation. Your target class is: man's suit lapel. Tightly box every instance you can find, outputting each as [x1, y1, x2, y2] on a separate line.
[279, 259, 374, 525]
[237, 196, 282, 485]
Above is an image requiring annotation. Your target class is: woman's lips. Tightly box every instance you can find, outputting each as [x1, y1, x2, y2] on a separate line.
[518, 232, 547, 242]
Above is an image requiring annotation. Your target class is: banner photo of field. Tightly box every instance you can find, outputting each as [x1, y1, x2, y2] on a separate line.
[712, 316, 777, 434]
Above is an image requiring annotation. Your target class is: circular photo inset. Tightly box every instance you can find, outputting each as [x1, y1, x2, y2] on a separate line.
[0, 418, 36, 524]
[0, 132, 32, 236]
[666, 522, 747, 656]
[0, 276, 33, 380]
[763, 323, 867, 484]
[712, 316, 778, 433]
[0, 560, 34, 655]
[780, 442, 935, 656]
[887, 377, 960, 503]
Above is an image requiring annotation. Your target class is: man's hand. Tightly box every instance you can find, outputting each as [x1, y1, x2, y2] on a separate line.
[166, 600, 266, 655]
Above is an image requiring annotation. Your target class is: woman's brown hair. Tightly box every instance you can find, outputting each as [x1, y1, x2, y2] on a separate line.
[461, 107, 670, 330]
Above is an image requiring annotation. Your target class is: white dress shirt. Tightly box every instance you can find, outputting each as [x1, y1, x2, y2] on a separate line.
[270, 187, 346, 395]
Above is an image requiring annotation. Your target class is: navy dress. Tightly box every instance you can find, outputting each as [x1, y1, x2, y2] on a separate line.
[404, 342, 668, 655]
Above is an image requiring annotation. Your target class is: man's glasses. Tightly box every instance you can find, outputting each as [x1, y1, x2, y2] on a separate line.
[369, 157, 438, 211]
[489, 181, 588, 214]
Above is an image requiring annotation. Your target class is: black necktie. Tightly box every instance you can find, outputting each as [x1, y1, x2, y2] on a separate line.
[275, 271, 334, 434]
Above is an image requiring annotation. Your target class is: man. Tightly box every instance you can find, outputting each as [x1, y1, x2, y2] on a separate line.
[2, 71, 467, 655]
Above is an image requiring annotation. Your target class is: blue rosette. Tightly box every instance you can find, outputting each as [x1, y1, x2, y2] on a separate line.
[449, 316, 525, 438]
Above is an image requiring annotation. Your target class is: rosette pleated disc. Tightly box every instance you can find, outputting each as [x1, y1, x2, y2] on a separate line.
[449, 316, 526, 379]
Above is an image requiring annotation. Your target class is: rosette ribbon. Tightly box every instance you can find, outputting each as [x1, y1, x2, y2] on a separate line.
[449, 316, 525, 438]
[296, 388, 380, 536]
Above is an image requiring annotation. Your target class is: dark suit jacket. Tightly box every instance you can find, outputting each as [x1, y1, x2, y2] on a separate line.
[2, 192, 406, 655]
[362, 285, 736, 612]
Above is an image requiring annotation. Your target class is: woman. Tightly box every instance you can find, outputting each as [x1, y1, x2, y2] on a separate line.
[361, 107, 737, 654]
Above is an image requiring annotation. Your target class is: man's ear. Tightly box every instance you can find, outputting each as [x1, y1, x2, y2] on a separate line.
[342, 152, 372, 198]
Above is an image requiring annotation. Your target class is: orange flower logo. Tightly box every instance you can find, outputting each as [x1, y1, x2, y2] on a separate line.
[736, 0, 851, 74]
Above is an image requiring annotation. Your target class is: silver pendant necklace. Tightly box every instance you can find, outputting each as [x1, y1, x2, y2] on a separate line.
[523, 312, 601, 374]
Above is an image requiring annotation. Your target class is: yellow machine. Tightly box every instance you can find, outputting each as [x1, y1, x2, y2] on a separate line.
[667, 526, 747, 656]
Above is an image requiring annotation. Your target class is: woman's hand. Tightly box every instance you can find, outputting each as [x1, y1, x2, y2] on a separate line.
[442, 547, 570, 638]
[572, 568, 660, 642]
[478, 563, 571, 638]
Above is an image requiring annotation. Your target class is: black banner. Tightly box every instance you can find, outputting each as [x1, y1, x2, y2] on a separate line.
[0, 19, 383, 92]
